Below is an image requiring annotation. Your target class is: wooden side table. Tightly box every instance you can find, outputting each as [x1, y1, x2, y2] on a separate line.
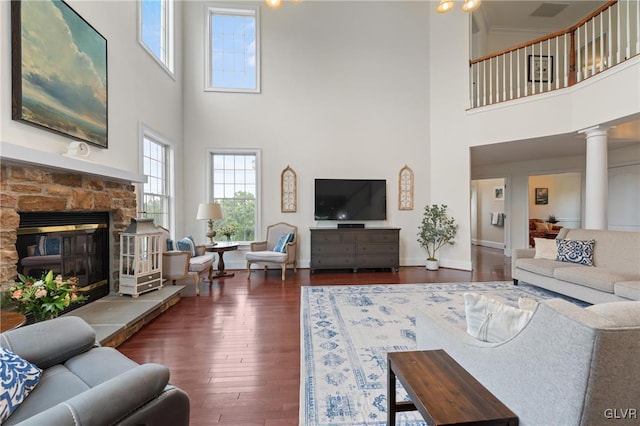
[1, 312, 27, 333]
[205, 242, 238, 278]
[387, 350, 518, 426]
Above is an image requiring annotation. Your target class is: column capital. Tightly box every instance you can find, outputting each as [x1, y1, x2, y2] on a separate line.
[578, 125, 609, 138]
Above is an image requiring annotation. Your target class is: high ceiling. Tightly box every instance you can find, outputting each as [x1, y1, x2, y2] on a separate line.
[478, 1, 608, 33]
[470, 1, 640, 168]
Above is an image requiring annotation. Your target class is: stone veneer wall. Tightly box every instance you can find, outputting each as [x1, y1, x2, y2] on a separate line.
[0, 164, 137, 292]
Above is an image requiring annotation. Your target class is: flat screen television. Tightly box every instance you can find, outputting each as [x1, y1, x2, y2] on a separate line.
[314, 179, 387, 221]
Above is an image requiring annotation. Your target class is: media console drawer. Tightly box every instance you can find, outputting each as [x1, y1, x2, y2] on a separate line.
[310, 228, 400, 273]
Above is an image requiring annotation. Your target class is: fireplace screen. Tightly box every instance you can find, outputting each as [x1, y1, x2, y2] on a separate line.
[16, 212, 110, 309]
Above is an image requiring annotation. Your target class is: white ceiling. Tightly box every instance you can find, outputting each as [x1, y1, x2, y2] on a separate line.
[478, 1, 608, 33]
[470, 1, 640, 167]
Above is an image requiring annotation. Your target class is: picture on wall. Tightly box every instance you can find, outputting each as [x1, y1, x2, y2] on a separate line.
[494, 186, 504, 200]
[535, 187, 549, 205]
[11, 0, 108, 148]
[528, 54, 553, 83]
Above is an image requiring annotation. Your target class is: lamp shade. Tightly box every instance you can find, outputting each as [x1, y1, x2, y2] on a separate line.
[196, 203, 223, 220]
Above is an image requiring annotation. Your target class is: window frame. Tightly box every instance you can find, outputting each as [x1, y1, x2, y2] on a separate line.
[206, 148, 261, 245]
[138, 0, 175, 78]
[139, 124, 175, 232]
[204, 4, 261, 93]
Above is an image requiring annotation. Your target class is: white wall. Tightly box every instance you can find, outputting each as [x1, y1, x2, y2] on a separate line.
[182, 1, 431, 268]
[0, 1, 183, 177]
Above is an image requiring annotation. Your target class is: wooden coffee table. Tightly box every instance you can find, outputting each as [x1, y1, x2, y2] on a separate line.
[387, 350, 518, 426]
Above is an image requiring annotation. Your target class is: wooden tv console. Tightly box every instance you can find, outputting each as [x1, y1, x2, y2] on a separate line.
[310, 227, 400, 273]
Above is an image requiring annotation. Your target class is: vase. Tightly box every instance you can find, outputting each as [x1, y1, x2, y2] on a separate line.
[426, 259, 439, 271]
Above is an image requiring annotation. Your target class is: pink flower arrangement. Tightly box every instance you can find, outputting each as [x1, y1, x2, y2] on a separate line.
[5, 270, 86, 322]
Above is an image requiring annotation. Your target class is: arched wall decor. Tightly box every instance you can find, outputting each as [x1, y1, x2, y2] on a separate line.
[398, 165, 414, 210]
[281, 165, 297, 212]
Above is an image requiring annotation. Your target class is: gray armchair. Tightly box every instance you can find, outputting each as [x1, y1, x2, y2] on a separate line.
[246, 222, 298, 280]
[0, 316, 190, 425]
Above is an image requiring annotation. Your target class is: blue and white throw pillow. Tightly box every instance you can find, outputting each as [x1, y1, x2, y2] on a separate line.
[176, 236, 197, 257]
[273, 233, 294, 253]
[556, 239, 595, 266]
[0, 348, 42, 422]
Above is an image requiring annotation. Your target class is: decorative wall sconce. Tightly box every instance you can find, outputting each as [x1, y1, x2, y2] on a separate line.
[281, 165, 297, 212]
[398, 165, 414, 210]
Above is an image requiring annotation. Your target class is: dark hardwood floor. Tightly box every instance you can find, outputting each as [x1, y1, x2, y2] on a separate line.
[117, 246, 511, 426]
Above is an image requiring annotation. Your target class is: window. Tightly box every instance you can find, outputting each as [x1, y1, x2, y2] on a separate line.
[206, 6, 260, 93]
[142, 130, 173, 229]
[209, 150, 261, 242]
[139, 0, 174, 76]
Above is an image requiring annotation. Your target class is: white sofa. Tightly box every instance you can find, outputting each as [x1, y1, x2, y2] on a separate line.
[512, 228, 640, 304]
[416, 299, 640, 426]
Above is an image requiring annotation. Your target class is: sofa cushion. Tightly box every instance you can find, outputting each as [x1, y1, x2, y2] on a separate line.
[586, 301, 640, 326]
[188, 254, 215, 273]
[533, 238, 558, 260]
[0, 348, 42, 422]
[4, 364, 90, 425]
[246, 251, 287, 262]
[556, 239, 595, 266]
[64, 347, 139, 387]
[515, 257, 573, 277]
[553, 267, 621, 293]
[563, 229, 640, 276]
[615, 281, 640, 301]
[463, 293, 533, 343]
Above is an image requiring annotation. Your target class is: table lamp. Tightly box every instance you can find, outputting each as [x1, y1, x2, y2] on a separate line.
[196, 203, 223, 245]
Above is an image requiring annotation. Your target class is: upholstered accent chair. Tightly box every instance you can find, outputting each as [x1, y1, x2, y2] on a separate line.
[246, 222, 298, 280]
[162, 251, 200, 295]
[529, 218, 562, 247]
[158, 227, 215, 283]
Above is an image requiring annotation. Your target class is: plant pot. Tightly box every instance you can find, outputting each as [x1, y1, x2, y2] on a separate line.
[425, 259, 439, 271]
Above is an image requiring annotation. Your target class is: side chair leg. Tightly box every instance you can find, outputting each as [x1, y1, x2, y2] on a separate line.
[281, 265, 286, 281]
[247, 262, 252, 280]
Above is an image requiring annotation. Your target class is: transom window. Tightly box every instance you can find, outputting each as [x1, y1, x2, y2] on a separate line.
[139, 0, 175, 76]
[209, 150, 260, 242]
[206, 6, 260, 93]
[142, 133, 172, 229]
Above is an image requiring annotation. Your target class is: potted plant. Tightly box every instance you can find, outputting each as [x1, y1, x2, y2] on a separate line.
[546, 214, 558, 230]
[417, 204, 458, 270]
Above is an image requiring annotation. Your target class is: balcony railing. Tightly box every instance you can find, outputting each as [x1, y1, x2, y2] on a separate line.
[470, 0, 640, 108]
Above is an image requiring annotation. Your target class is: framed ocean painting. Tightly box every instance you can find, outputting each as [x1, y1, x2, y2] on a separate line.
[11, 0, 108, 148]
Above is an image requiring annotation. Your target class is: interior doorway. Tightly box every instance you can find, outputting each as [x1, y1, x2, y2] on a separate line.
[471, 178, 506, 255]
[528, 173, 582, 232]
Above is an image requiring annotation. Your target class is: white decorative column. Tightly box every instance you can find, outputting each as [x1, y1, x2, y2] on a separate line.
[580, 126, 608, 230]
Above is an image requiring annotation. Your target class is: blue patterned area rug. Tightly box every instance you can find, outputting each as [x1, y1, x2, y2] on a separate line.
[299, 281, 585, 426]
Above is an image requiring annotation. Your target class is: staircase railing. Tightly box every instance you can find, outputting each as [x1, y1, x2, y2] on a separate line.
[469, 0, 639, 108]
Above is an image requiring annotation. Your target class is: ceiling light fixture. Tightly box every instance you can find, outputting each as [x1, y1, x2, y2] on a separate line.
[436, 0, 481, 14]
[265, 0, 282, 8]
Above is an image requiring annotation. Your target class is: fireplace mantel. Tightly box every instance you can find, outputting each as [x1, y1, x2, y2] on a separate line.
[0, 142, 146, 184]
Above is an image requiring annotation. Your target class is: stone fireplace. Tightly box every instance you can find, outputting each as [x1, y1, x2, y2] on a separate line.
[0, 163, 138, 297]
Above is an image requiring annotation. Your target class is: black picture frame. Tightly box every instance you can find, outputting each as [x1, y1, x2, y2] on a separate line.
[527, 54, 553, 83]
[12, 0, 108, 148]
